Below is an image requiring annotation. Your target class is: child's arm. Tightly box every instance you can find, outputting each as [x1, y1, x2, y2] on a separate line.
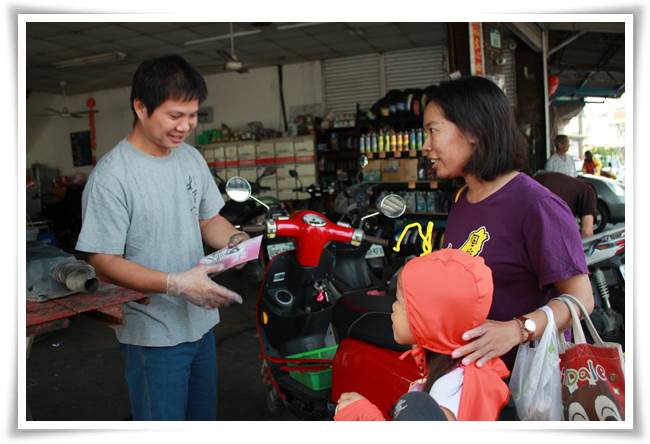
[334, 392, 385, 421]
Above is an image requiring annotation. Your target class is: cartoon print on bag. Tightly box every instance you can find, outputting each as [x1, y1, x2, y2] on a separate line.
[561, 359, 623, 421]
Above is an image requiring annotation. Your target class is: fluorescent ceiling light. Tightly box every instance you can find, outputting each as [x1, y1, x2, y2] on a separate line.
[276, 22, 324, 31]
[53, 51, 127, 69]
[185, 30, 262, 46]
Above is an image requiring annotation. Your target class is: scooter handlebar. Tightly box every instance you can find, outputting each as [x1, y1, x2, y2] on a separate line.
[238, 225, 266, 234]
[362, 235, 389, 247]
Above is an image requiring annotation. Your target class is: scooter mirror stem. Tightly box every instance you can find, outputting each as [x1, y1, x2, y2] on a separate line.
[250, 195, 270, 211]
[360, 211, 380, 222]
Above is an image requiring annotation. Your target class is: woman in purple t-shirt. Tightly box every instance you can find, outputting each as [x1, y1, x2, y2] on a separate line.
[421, 76, 593, 372]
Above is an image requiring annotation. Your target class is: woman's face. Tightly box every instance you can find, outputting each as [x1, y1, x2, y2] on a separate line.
[391, 278, 416, 345]
[422, 102, 476, 179]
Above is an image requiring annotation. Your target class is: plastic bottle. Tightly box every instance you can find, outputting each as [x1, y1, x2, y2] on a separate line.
[390, 131, 397, 153]
[359, 134, 366, 153]
[370, 132, 378, 153]
[410, 129, 416, 151]
[378, 129, 384, 152]
[416, 128, 423, 150]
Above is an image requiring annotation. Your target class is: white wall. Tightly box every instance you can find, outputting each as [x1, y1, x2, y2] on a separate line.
[26, 60, 323, 175]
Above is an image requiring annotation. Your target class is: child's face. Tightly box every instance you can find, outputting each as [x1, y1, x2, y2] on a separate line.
[391, 276, 416, 345]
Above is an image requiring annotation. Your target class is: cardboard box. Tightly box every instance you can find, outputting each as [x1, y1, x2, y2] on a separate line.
[275, 141, 295, 159]
[256, 142, 275, 159]
[239, 167, 258, 183]
[295, 163, 316, 177]
[237, 143, 255, 160]
[364, 160, 381, 171]
[202, 147, 215, 161]
[381, 159, 401, 182]
[294, 138, 315, 157]
[399, 159, 418, 182]
[224, 145, 238, 161]
[278, 189, 297, 201]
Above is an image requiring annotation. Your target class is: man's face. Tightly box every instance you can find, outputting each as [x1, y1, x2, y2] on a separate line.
[557, 139, 570, 155]
[134, 98, 199, 151]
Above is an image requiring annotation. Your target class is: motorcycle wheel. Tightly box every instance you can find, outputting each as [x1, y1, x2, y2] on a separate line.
[261, 362, 283, 415]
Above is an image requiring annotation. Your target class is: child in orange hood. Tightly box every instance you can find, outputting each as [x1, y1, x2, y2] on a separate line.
[335, 248, 510, 421]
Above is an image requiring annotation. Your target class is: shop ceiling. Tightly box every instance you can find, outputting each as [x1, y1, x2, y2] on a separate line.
[27, 21, 625, 100]
[509, 22, 625, 101]
[26, 22, 448, 95]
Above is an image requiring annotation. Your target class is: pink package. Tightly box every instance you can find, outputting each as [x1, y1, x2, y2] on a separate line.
[199, 235, 263, 271]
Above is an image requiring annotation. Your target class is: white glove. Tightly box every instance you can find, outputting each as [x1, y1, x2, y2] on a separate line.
[166, 263, 243, 309]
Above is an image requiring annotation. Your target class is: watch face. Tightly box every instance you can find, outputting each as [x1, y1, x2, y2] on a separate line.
[524, 318, 537, 332]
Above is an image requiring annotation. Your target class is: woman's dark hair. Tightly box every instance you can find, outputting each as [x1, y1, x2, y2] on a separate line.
[422, 350, 459, 393]
[584, 150, 593, 161]
[426, 76, 528, 181]
[130, 55, 208, 120]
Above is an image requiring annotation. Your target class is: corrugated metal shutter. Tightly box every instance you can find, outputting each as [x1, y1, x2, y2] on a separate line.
[324, 53, 382, 115]
[502, 45, 517, 108]
[384, 46, 448, 90]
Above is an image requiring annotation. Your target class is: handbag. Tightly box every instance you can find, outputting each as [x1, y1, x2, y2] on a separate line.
[509, 305, 563, 420]
[554, 294, 625, 421]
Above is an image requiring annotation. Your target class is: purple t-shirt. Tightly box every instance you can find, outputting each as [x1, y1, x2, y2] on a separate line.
[443, 173, 588, 368]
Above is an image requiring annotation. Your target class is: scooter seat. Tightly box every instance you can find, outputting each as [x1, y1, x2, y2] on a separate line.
[332, 288, 408, 353]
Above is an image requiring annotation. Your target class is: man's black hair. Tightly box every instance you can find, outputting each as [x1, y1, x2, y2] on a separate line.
[426, 76, 528, 181]
[554, 134, 569, 147]
[130, 55, 207, 120]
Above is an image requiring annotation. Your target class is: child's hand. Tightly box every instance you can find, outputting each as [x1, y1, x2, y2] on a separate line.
[336, 392, 366, 413]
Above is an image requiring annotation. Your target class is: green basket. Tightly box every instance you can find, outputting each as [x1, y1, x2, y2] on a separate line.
[286, 344, 338, 391]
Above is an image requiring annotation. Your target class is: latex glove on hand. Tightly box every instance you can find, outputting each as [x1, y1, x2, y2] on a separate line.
[228, 231, 251, 271]
[166, 263, 243, 309]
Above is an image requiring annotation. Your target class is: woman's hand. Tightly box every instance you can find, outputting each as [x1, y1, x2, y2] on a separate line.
[451, 319, 522, 367]
[336, 392, 366, 413]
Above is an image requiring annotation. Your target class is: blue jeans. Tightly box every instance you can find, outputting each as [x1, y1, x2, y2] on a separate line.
[120, 331, 218, 420]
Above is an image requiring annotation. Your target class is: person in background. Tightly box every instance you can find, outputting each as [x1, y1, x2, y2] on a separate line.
[335, 249, 510, 421]
[75, 55, 249, 420]
[545, 134, 577, 177]
[581, 150, 602, 175]
[421, 76, 593, 381]
[534, 171, 598, 238]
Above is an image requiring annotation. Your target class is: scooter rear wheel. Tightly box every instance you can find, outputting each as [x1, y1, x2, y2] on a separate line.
[261, 362, 283, 415]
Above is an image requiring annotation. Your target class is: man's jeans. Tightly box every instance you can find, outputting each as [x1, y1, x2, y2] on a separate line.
[120, 331, 217, 420]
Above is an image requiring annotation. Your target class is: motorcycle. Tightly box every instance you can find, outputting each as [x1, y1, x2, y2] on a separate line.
[225, 176, 420, 420]
[582, 227, 625, 347]
[215, 167, 285, 226]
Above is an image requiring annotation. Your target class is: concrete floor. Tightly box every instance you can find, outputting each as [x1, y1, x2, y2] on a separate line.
[26, 264, 297, 421]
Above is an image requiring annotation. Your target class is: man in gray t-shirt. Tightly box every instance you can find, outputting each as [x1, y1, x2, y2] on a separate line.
[76, 55, 248, 421]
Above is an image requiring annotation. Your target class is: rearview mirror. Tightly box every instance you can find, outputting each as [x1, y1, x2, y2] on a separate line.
[225, 176, 252, 202]
[378, 194, 406, 218]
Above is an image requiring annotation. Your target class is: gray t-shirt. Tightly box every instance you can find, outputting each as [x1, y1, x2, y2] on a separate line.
[76, 138, 225, 346]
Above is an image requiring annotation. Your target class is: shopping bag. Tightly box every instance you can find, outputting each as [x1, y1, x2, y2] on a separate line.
[554, 294, 625, 421]
[509, 305, 563, 420]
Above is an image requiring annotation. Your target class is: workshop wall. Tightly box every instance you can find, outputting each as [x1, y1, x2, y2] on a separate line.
[26, 60, 323, 175]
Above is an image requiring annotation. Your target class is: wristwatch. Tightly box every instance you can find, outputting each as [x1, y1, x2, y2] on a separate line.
[515, 316, 537, 343]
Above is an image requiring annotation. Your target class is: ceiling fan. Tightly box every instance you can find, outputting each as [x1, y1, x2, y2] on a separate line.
[217, 23, 249, 74]
[33, 81, 99, 119]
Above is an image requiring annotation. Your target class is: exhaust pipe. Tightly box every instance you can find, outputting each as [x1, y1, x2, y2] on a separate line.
[50, 260, 100, 293]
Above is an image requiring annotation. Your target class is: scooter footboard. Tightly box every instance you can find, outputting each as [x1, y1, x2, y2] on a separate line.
[331, 338, 420, 419]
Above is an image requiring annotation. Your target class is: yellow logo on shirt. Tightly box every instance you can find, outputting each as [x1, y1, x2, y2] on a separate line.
[460, 226, 490, 257]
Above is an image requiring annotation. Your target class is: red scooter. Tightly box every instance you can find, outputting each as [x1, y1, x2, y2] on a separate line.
[225, 177, 420, 419]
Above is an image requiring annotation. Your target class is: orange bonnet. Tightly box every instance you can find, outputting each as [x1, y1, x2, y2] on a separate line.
[399, 249, 510, 420]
